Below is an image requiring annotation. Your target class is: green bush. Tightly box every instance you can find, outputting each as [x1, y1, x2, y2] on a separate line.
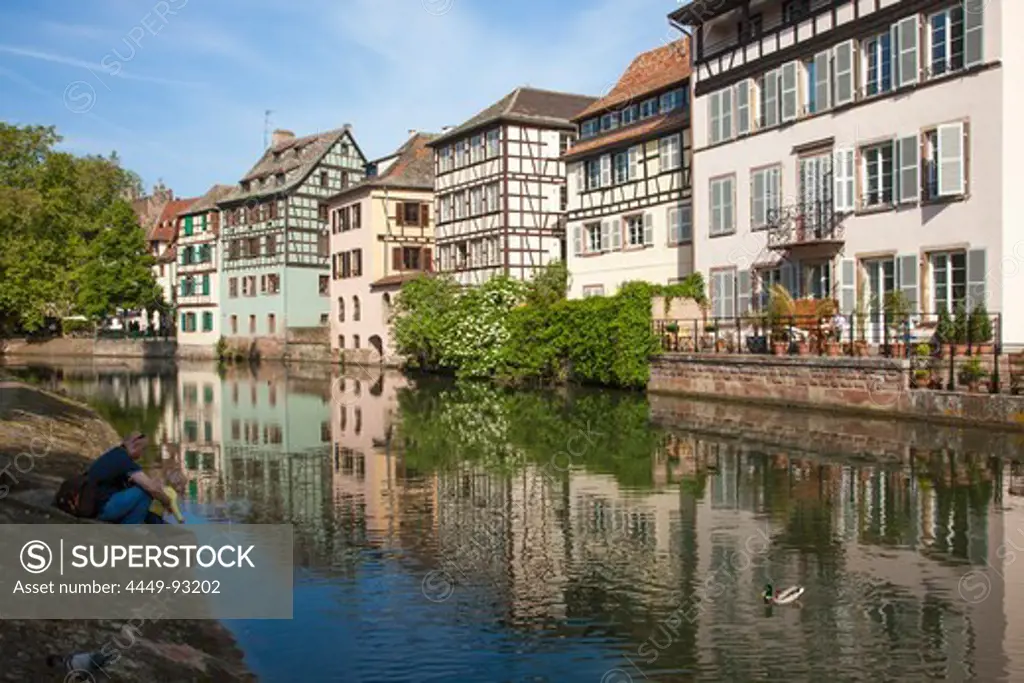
[61, 317, 93, 336]
[968, 303, 993, 343]
[936, 307, 954, 344]
[953, 302, 969, 344]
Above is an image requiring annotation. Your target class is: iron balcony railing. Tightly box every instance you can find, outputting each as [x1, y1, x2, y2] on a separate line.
[766, 200, 845, 250]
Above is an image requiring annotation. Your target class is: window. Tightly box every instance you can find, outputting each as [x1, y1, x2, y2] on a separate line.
[230, 315, 237, 334]
[783, 0, 809, 23]
[750, 166, 781, 229]
[667, 204, 692, 245]
[614, 151, 629, 184]
[560, 133, 571, 156]
[338, 297, 345, 322]
[471, 134, 484, 163]
[862, 143, 895, 207]
[622, 104, 639, 125]
[353, 335, 360, 349]
[455, 140, 467, 167]
[803, 54, 830, 114]
[249, 315, 256, 334]
[586, 158, 601, 190]
[582, 285, 604, 298]
[353, 296, 360, 322]
[802, 261, 832, 299]
[581, 119, 599, 138]
[640, 98, 658, 119]
[403, 202, 421, 225]
[659, 88, 685, 113]
[439, 146, 453, 173]
[863, 32, 893, 96]
[800, 153, 833, 216]
[756, 268, 781, 309]
[318, 204, 328, 221]
[586, 223, 602, 253]
[470, 187, 483, 215]
[267, 273, 279, 294]
[454, 192, 465, 219]
[229, 278, 238, 298]
[319, 275, 329, 295]
[659, 134, 681, 171]
[709, 176, 735, 236]
[708, 90, 733, 144]
[600, 112, 620, 131]
[485, 183, 499, 213]
[758, 69, 779, 128]
[268, 314, 276, 335]
[266, 234, 276, 256]
[711, 270, 736, 320]
[930, 252, 966, 314]
[924, 123, 966, 198]
[737, 13, 762, 41]
[401, 247, 422, 270]
[486, 129, 500, 157]
[625, 215, 645, 247]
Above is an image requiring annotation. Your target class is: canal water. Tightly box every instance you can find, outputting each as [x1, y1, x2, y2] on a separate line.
[5, 358, 1024, 682]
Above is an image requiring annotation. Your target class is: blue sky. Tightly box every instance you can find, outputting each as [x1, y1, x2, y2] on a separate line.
[0, 0, 683, 198]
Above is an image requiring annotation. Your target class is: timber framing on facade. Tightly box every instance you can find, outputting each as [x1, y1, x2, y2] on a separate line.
[427, 87, 597, 285]
[216, 126, 368, 339]
[563, 38, 695, 298]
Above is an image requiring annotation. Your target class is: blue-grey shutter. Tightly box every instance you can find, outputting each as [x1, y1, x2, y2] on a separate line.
[737, 270, 752, 316]
[724, 271, 736, 318]
[572, 224, 582, 255]
[898, 253, 919, 312]
[840, 258, 856, 315]
[611, 218, 622, 250]
[964, 0, 984, 67]
[781, 261, 797, 297]
[643, 212, 654, 245]
[967, 248, 987, 310]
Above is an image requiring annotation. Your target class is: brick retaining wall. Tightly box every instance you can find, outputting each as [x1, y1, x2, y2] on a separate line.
[2, 337, 176, 359]
[649, 353, 1024, 428]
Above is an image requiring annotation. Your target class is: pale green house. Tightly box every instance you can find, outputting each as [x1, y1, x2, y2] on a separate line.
[217, 127, 367, 345]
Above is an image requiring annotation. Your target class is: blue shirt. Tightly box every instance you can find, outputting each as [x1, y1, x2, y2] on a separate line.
[87, 445, 141, 507]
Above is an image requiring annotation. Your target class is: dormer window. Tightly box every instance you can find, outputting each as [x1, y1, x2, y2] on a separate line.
[737, 13, 762, 42]
[600, 112, 620, 132]
[241, 181, 250, 192]
[580, 118, 599, 138]
[783, 0, 810, 24]
[276, 173, 285, 186]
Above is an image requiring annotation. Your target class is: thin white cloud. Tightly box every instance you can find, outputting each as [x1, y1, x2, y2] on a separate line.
[0, 44, 207, 87]
[39, 21, 115, 42]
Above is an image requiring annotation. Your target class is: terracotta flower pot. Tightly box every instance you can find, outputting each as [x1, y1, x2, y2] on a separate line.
[772, 341, 789, 356]
[826, 341, 841, 357]
[853, 341, 868, 357]
[796, 340, 810, 355]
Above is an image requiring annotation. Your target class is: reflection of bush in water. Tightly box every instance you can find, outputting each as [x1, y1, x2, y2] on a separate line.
[397, 381, 663, 487]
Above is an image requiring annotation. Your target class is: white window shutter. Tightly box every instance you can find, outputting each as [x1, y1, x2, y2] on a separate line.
[575, 163, 583, 194]
[781, 61, 798, 122]
[814, 50, 831, 111]
[763, 70, 779, 128]
[643, 212, 654, 246]
[600, 220, 610, 252]
[967, 248, 987, 311]
[897, 16, 919, 87]
[897, 135, 919, 203]
[751, 170, 765, 227]
[937, 122, 965, 196]
[709, 92, 721, 144]
[600, 155, 611, 187]
[710, 180, 722, 236]
[658, 137, 669, 170]
[833, 148, 854, 212]
[768, 167, 780, 219]
[572, 224, 582, 256]
[721, 87, 733, 139]
[964, 0, 984, 67]
[833, 41, 854, 105]
[840, 258, 856, 315]
[898, 253, 919, 312]
[723, 271, 736, 319]
[667, 207, 678, 244]
[680, 204, 692, 242]
[737, 270, 751, 316]
[736, 81, 750, 135]
[611, 218, 622, 250]
[628, 146, 639, 180]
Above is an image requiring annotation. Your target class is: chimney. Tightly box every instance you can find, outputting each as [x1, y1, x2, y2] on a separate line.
[408, 129, 417, 137]
[271, 129, 295, 147]
[441, 126, 453, 133]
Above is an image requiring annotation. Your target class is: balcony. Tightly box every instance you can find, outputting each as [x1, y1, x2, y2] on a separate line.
[766, 200, 844, 251]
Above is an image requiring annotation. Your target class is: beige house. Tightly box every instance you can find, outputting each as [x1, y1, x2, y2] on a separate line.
[326, 131, 437, 365]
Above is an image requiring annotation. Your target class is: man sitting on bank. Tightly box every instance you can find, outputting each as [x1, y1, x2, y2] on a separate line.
[89, 432, 174, 524]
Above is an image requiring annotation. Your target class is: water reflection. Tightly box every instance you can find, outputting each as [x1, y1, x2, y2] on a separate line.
[3, 358, 1024, 681]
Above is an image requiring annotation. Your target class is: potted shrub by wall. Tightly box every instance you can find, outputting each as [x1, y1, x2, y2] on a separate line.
[968, 303, 994, 354]
[953, 302, 970, 355]
[935, 306, 955, 357]
[768, 284, 794, 355]
[958, 356, 988, 393]
[883, 291, 911, 358]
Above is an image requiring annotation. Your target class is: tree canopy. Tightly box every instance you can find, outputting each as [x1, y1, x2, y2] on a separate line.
[0, 122, 159, 333]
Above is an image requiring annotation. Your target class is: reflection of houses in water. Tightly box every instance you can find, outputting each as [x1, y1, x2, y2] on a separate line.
[330, 370, 408, 543]
[217, 367, 332, 529]
[175, 367, 223, 504]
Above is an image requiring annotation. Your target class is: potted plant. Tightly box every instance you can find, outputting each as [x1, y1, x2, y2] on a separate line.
[852, 286, 869, 357]
[936, 306, 955, 356]
[968, 303, 994, 354]
[911, 343, 935, 389]
[767, 284, 794, 355]
[958, 356, 988, 393]
[883, 291, 911, 358]
[953, 302, 970, 354]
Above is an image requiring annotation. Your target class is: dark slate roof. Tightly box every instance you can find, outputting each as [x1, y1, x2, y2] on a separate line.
[183, 184, 234, 215]
[327, 132, 437, 203]
[427, 87, 597, 148]
[219, 127, 360, 205]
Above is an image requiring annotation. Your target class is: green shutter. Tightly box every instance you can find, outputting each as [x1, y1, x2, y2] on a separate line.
[180, 314, 186, 330]
[201, 214, 208, 232]
[184, 215, 193, 236]
[202, 275, 210, 295]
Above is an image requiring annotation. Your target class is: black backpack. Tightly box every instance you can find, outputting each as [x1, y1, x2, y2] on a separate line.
[53, 471, 100, 518]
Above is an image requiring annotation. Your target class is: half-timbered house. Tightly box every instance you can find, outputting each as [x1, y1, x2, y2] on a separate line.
[669, 0, 1019, 342]
[149, 195, 197, 332]
[327, 131, 437, 365]
[563, 38, 693, 298]
[427, 87, 596, 286]
[176, 184, 234, 350]
[217, 127, 367, 348]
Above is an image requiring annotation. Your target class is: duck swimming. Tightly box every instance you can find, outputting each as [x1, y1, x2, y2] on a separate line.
[763, 583, 804, 605]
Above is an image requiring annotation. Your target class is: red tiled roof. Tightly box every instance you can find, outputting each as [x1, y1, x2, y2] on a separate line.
[562, 109, 688, 161]
[149, 198, 197, 242]
[573, 38, 691, 121]
[370, 273, 427, 288]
